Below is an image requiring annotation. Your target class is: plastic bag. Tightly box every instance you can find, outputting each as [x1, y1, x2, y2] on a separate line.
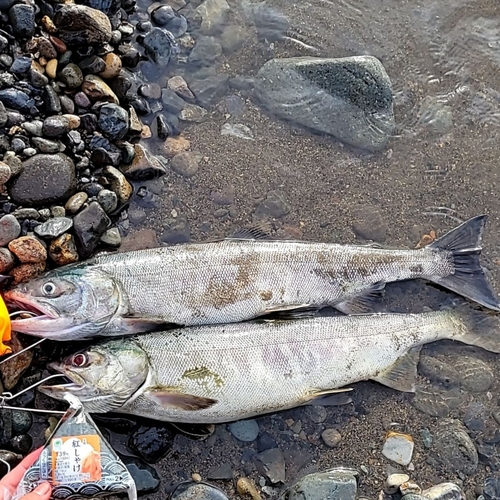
[0, 294, 11, 356]
[12, 394, 137, 500]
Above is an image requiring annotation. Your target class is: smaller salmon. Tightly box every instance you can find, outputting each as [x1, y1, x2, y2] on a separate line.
[40, 305, 500, 424]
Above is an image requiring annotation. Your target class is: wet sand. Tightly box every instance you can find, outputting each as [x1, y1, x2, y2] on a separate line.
[120, 0, 500, 497]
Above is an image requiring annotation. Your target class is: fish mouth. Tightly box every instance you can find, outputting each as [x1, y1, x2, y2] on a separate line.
[4, 291, 59, 321]
[39, 362, 85, 397]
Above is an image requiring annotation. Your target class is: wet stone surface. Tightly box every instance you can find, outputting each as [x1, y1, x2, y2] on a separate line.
[255, 56, 395, 151]
[171, 482, 230, 500]
[433, 419, 478, 475]
[286, 469, 358, 500]
[128, 424, 174, 463]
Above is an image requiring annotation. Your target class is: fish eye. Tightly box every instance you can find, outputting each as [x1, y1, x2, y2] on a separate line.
[42, 282, 57, 296]
[71, 353, 89, 368]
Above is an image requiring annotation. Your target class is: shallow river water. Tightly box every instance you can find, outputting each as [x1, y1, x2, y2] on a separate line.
[6, 0, 500, 498]
[120, 0, 500, 498]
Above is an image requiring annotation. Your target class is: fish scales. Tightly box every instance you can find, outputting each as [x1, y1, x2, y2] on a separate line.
[119, 312, 458, 423]
[8, 215, 500, 339]
[93, 241, 448, 324]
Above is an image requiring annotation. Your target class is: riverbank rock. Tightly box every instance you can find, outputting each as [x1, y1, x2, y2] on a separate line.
[433, 418, 478, 475]
[9, 154, 76, 206]
[255, 56, 395, 151]
[284, 468, 358, 500]
[53, 5, 113, 45]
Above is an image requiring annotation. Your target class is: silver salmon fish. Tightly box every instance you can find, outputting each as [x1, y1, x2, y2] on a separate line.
[6, 215, 500, 340]
[40, 305, 500, 423]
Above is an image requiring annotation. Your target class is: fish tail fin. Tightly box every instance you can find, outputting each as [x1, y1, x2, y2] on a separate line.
[453, 303, 500, 353]
[427, 215, 500, 311]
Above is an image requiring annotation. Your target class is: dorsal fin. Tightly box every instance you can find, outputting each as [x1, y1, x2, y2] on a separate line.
[227, 222, 274, 240]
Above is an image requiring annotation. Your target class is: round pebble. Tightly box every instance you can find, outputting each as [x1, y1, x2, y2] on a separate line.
[74, 91, 91, 108]
[11, 411, 32, 435]
[100, 227, 121, 247]
[0, 161, 12, 184]
[51, 206, 66, 218]
[45, 58, 57, 78]
[97, 189, 118, 213]
[0, 214, 21, 246]
[321, 428, 341, 448]
[59, 63, 83, 88]
[8, 236, 47, 263]
[64, 114, 81, 130]
[152, 5, 175, 25]
[99, 52, 122, 79]
[228, 419, 259, 442]
[171, 151, 201, 178]
[99, 103, 129, 140]
[104, 166, 132, 204]
[0, 248, 15, 273]
[65, 192, 88, 214]
[306, 405, 328, 423]
[42, 115, 69, 137]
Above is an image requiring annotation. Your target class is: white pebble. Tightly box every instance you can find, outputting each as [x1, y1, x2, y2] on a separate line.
[382, 431, 414, 466]
[384, 473, 409, 494]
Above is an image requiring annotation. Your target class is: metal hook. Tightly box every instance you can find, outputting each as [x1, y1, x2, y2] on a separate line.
[0, 338, 46, 366]
[0, 310, 46, 365]
[0, 457, 11, 474]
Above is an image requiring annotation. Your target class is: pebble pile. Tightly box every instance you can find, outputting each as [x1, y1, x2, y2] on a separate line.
[0, 0, 241, 282]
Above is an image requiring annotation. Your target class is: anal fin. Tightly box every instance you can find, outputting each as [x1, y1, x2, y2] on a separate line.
[145, 388, 217, 411]
[335, 281, 386, 314]
[301, 387, 353, 406]
[371, 346, 421, 393]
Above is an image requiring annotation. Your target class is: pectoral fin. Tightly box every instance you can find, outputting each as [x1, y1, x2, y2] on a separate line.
[144, 388, 217, 411]
[371, 346, 422, 393]
[261, 305, 320, 320]
[335, 282, 386, 314]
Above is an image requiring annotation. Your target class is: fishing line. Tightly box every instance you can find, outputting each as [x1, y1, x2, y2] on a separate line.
[0, 338, 46, 366]
[0, 374, 67, 415]
[0, 311, 46, 365]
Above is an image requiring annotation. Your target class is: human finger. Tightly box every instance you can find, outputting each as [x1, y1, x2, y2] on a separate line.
[0, 448, 44, 495]
[18, 482, 51, 500]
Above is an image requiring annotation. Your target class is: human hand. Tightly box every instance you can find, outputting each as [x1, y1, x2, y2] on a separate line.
[0, 448, 52, 500]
